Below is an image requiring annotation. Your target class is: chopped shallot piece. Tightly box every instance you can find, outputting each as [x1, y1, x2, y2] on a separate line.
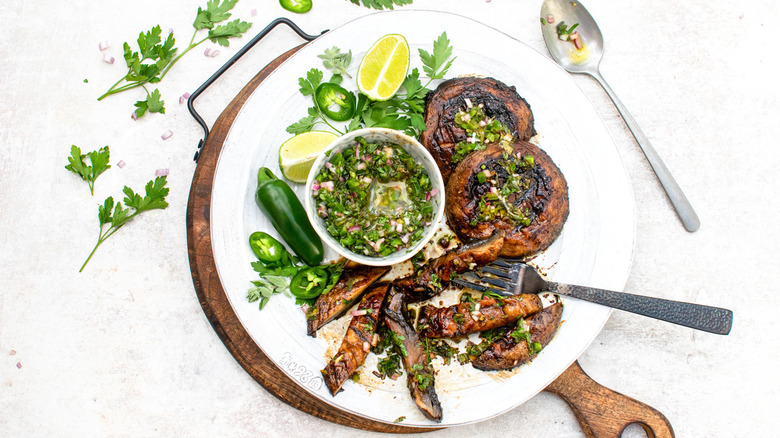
[371, 333, 379, 346]
[179, 92, 191, 104]
[116, 160, 126, 169]
[572, 32, 583, 49]
[547, 14, 555, 24]
[155, 168, 170, 177]
[362, 342, 371, 353]
[16, 362, 21, 369]
[351, 309, 368, 317]
[102, 54, 115, 64]
[98, 41, 110, 51]
[204, 48, 213, 56]
[161, 130, 173, 140]
[464, 98, 473, 108]
[251, 8, 258, 16]
[131, 112, 138, 121]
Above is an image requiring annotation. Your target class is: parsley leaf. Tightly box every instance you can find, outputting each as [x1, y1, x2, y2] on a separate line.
[347, 0, 413, 10]
[100, 1, 251, 117]
[209, 19, 252, 46]
[134, 88, 166, 118]
[65, 145, 111, 196]
[79, 176, 169, 272]
[298, 68, 323, 96]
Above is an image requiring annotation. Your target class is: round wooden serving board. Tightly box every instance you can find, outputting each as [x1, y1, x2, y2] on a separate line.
[186, 43, 675, 437]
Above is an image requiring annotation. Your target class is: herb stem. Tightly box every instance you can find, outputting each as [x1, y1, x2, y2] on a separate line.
[160, 36, 208, 81]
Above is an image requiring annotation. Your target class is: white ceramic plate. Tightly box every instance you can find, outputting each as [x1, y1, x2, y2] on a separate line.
[210, 10, 635, 428]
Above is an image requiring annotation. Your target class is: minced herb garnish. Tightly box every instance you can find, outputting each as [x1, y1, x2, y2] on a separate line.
[312, 136, 436, 257]
[451, 101, 514, 163]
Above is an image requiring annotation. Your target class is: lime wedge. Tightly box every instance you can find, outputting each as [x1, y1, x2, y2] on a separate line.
[279, 131, 338, 183]
[356, 34, 410, 101]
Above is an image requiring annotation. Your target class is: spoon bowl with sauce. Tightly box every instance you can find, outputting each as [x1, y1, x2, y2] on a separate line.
[540, 0, 700, 232]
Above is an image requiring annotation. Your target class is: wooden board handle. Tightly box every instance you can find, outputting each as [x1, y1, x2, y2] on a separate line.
[545, 361, 675, 438]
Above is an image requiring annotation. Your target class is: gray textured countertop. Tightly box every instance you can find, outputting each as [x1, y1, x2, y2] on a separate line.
[2, 0, 777, 436]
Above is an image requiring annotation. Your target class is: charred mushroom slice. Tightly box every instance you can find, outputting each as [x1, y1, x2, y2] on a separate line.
[446, 141, 569, 259]
[471, 302, 563, 371]
[307, 265, 390, 337]
[322, 282, 391, 396]
[421, 77, 536, 182]
[393, 230, 505, 303]
[417, 293, 542, 339]
[384, 291, 443, 422]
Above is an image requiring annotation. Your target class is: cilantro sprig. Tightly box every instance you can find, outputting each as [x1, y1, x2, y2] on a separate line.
[79, 176, 170, 272]
[65, 145, 111, 195]
[286, 32, 456, 138]
[98, 0, 251, 118]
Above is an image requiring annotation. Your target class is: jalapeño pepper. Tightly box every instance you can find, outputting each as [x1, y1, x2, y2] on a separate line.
[315, 83, 356, 122]
[255, 167, 323, 266]
[289, 266, 330, 299]
[248, 231, 285, 263]
[279, 0, 312, 13]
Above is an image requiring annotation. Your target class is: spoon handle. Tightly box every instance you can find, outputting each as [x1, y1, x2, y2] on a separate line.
[590, 70, 701, 232]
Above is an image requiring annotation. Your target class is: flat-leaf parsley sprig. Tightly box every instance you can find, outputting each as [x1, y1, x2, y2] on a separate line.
[286, 32, 456, 138]
[98, 0, 251, 118]
[347, 0, 414, 10]
[79, 176, 170, 272]
[65, 145, 111, 196]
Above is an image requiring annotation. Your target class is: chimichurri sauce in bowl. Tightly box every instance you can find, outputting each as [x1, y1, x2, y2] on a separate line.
[305, 128, 445, 266]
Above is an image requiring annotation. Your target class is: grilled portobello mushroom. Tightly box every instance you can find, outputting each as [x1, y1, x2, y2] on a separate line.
[384, 290, 443, 422]
[322, 281, 391, 396]
[446, 141, 569, 258]
[306, 265, 390, 336]
[393, 230, 505, 303]
[471, 303, 563, 371]
[417, 293, 542, 339]
[421, 76, 536, 182]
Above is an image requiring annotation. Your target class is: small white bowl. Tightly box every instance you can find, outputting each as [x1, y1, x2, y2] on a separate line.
[304, 128, 445, 266]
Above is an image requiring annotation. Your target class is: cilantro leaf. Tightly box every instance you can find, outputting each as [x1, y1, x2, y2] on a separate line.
[65, 145, 111, 195]
[79, 176, 169, 272]
[419, 32, 455, 81]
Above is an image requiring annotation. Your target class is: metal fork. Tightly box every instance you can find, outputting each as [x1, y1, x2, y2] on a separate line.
[452, 259, 733, 335]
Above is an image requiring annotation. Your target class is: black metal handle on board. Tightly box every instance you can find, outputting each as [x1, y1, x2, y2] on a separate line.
[187, 17, 326, 161]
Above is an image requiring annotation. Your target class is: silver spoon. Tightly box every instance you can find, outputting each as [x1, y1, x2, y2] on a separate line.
[540, 0, 700, 232]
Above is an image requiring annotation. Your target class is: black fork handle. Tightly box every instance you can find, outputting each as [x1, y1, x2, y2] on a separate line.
[548, 282, 733, 335]
[187, 17, 326, 161]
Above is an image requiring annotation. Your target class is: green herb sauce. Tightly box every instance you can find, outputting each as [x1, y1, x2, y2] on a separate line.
[312, 137, 435, 257]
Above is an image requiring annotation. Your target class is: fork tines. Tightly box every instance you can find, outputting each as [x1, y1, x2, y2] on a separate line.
[453, 271, 515, 297]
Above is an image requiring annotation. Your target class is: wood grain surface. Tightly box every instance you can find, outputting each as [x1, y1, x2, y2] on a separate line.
[185, 43, 674, 436]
